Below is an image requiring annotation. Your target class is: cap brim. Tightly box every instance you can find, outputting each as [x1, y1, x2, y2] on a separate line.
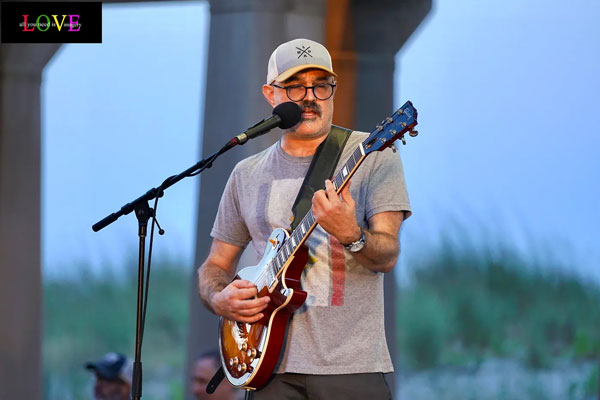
[85, 362, 120, 381]
[274, 64, 337, 83]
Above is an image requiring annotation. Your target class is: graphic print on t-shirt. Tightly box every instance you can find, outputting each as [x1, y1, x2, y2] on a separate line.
[329, 236, 346, 306]
[266, 178, 347, 308]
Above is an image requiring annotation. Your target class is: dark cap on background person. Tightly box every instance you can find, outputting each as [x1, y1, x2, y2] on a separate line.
[85, 352, 133, 385]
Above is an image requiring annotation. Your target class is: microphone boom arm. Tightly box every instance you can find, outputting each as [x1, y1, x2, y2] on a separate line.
[92, 102, 301, 232]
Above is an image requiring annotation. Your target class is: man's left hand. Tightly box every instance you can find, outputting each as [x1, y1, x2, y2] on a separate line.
[312, 179, 361, 245]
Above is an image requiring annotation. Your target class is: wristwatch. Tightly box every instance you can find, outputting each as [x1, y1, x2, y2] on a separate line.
[344, 229, 366, 253]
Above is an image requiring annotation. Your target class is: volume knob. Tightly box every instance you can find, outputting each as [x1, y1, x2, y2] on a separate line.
[237, 363, 247, 373]
[229, 357, 239, 366]
[247, 348, 258, 359]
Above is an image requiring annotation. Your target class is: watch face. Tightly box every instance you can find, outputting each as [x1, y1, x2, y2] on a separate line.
[349, 241, 365, 252]
[348, 235, 365, 252]
[344, 230, 365, 252]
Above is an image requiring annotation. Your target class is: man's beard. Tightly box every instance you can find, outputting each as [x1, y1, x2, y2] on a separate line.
[283, 100, 330, 139]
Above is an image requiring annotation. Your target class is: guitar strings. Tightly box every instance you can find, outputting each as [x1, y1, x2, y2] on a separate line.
[251, 147, 365, 292]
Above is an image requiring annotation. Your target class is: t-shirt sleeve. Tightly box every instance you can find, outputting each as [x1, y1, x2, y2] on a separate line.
[210, 166, 252, 247]
[364, 145, 412, 221]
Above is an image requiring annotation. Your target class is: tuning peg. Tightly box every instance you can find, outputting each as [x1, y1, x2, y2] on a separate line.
[400, 136, 407, 145]
[409, 129, 418, 137]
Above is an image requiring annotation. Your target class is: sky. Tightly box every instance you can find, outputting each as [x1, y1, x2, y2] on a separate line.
[42, 2, 209, 278]
[42, 1, 599, 281]
[395, 0, 600, 281]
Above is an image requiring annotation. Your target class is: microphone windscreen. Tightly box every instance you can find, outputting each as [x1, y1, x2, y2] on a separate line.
[272, 102, 302, 129]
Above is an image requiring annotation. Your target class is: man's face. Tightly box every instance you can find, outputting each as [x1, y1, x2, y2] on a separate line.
[263, 69, 335, 140]
[93, 376, 130, 400]
[191, 358, 235, 400]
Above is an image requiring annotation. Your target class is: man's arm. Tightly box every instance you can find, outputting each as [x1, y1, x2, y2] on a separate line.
[348, 211, 403, 272]
[198, 238, 270, 323]
[312, 179, 404, 273]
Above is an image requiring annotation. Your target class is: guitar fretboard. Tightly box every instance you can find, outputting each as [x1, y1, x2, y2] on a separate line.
[263, 144, 366, 287]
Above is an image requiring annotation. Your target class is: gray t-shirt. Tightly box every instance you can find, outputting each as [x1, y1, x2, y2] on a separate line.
[211, 131, 411, 375]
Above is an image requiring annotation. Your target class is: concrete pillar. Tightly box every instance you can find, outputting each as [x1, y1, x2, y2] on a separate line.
[0, 43, 60, 400]
[327, 0, 432, 129]
[185, 1, 326, 398]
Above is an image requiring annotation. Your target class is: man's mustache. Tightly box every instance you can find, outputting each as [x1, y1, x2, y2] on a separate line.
[300, 101, 321, 117]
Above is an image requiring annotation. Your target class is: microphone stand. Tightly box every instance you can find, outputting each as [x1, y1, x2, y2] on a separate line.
[92, 136, 242, 400]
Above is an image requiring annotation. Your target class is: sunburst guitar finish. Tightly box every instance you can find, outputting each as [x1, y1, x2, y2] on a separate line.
[219, 228, 308, 389]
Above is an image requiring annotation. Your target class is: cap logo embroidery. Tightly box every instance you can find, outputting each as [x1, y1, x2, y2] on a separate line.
[296, 45, 312, 58]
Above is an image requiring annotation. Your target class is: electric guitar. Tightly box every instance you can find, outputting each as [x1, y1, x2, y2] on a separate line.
[219, 101, 418, 390]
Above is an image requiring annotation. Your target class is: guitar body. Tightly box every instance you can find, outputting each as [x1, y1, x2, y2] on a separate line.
[219, 228, 308, 389]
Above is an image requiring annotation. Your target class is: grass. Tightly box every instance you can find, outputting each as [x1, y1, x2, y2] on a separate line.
[43, 236, 600, 398]
[43, 257, 191, 399]
[397, 240, 600, 372]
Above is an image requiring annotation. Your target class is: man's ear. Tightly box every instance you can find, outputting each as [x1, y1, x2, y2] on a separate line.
[262, 84, 275, 107]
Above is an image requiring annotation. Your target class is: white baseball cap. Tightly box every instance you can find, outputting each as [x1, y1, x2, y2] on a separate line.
[266, 38, 337, 84]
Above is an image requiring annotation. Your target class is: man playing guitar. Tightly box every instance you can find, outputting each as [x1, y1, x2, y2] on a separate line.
[198, 38, 411, 399]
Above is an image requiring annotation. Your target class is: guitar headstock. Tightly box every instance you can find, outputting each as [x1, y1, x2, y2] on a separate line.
[362, 101, 418, 154]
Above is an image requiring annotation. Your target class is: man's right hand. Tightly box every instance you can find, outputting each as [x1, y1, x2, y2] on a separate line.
[211, 279, 270, 323]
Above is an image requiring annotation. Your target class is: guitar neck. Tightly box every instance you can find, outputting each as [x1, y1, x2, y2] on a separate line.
[262, 100, 417, 287]
[269, 142, 368, 277]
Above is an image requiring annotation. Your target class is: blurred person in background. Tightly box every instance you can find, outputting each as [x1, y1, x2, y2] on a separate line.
[85, 352, 132, 400]
[192, 350, 239, 400]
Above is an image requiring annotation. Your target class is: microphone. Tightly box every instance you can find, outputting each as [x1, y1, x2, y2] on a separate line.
[235, 102, 302, 145]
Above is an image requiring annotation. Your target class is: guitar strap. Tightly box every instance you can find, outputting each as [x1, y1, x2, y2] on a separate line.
[206, 367, 224, 394]
[290, 125, 352, 230]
